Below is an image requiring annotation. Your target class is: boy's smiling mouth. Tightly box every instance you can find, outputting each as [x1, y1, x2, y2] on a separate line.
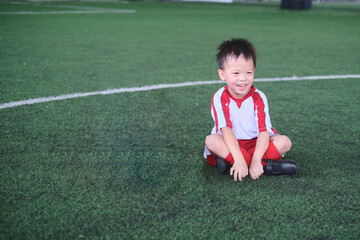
[236, 83, 247, 90]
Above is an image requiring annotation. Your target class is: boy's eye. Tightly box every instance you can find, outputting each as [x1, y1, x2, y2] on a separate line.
[233, 72, 239, 75]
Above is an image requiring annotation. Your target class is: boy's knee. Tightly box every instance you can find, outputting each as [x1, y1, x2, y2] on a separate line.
[279, 135, 292, 154]
[273, 135, 292, 155]
[283, 136, 292, 152]
[205, 134, 221, 151]
[205, 135, 214, 149]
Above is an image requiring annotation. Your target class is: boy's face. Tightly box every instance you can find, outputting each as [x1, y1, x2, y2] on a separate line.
[218, 54, 255, 99]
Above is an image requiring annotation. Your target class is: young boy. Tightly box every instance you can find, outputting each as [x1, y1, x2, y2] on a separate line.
[204, 38, 298, 182]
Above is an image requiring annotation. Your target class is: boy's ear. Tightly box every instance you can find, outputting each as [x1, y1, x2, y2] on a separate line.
[218, 69, 226, 81]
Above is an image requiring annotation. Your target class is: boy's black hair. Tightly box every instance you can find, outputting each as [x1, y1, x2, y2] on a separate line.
[216, 38, 257, 69]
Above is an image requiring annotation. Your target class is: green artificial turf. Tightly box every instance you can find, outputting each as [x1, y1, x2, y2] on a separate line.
[1, 1, 360, 102]
[1, 1, 360, 239]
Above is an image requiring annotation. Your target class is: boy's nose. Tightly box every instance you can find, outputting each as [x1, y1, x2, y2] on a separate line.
[238, 74, 246, 81]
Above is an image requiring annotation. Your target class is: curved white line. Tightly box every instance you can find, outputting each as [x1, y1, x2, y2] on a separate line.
[1, 75, 359, 110]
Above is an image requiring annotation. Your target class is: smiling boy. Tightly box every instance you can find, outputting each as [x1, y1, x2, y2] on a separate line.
[204, 38, 298, 181]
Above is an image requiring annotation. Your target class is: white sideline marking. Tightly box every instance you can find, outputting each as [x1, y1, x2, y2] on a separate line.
[253, 74, 360, 82]
[1, 75, 359, 110]
[2, 2, 136, 14]
[0, 10, 136, 14]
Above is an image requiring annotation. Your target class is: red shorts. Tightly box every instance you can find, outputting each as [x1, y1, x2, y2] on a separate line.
[206, 138, 282, 167]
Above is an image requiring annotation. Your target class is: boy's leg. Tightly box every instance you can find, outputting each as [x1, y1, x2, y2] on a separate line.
[216, 150, 252, 175]
[261, 140, 282, 166]
[205, 134, 231, 160]
[243, 135, 297, 176]
[205, 134, 297, 176]
[205, 134, 251, 169]
[263, 135, 297, 176]
[207, 135, 291, 164]
[244, 138, 282, 166]
[270, 135, 292, 156]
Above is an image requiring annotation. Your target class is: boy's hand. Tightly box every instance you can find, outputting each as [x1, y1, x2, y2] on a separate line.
[249, 160, 264, 180]
[230, 160, 248, 182]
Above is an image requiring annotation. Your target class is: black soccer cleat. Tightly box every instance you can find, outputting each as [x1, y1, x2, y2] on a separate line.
[263, 159, 298, 177]
[216, 157, 232, 175]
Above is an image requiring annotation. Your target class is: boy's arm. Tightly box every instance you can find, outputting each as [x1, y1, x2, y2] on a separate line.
[249, 131, 270, 180]
[221, 127, 248, 182]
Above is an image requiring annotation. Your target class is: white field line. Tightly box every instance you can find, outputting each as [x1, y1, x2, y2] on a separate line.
[1, 74, 359, 110]
[48, 4, 129, 11]
[21, 3, 135, 12]
[0, 10, 136, 14]
[2, 2, 136, 14]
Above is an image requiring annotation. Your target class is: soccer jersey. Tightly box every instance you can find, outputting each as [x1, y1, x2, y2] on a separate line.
[204, 85, 277, 158]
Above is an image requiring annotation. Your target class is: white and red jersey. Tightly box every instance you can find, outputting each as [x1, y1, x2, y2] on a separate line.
[204, 85, 277, 158]
[210, 85, 277, 139]
[204, 85, 278, 158]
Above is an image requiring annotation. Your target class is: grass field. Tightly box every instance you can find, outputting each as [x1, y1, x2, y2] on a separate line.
[1, 0, 360, 239]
